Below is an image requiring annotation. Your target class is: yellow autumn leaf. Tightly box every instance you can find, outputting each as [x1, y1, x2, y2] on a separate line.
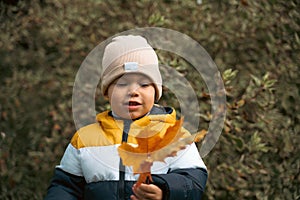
[118, 118, 207, 186]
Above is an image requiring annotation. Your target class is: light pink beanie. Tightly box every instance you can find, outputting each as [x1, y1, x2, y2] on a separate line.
[101, 35, 162, 101]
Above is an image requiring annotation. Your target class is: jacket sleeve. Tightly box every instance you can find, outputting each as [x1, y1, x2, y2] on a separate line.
[44, 168, 86, 200]
[152, 142, 208, 200]
[45, 133, 86, 200]
[152, 167, 208, 200]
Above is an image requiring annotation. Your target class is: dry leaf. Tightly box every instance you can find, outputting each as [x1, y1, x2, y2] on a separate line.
[118, 118, 207, 186]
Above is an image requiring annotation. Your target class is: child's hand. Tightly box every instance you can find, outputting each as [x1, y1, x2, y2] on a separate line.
[130, 183, 162, 200]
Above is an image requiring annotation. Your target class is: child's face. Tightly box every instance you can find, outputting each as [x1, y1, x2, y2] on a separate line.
[107, 73, 156, 120]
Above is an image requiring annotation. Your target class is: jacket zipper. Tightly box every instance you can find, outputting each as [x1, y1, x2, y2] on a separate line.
[118, 120, 131, 200]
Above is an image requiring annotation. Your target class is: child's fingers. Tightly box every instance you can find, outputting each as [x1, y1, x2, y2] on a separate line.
[140, 184, 160, 194]
[132, 183, 162, 200]
[130, 194, 138, 200]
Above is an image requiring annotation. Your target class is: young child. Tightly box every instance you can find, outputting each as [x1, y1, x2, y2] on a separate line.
[44, 35, 208, 200]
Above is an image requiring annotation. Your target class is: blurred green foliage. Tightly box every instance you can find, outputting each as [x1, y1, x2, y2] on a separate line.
[0, 0, 299, 199]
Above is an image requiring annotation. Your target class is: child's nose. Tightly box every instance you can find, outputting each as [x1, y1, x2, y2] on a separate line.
[127, 84, 140, 97]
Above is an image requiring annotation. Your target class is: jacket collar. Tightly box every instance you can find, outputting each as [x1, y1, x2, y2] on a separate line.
[96, 105, 176, 130]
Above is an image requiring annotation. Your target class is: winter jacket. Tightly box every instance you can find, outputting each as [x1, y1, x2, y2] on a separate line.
[44, 105, 208, 200]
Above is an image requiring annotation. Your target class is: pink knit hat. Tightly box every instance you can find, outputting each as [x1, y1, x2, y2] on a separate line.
[101, 35, 162, 101]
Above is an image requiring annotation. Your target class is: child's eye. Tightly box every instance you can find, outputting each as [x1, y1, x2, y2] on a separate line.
[140, 83, 151, 88]
[115, 83, 127, 87]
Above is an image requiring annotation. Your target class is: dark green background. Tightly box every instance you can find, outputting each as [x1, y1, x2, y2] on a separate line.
[0, 0, 299, 199]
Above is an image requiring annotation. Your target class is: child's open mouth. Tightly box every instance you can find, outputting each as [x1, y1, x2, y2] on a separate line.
[128, 101, 141, 106]
[125, 101, 141, 110]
